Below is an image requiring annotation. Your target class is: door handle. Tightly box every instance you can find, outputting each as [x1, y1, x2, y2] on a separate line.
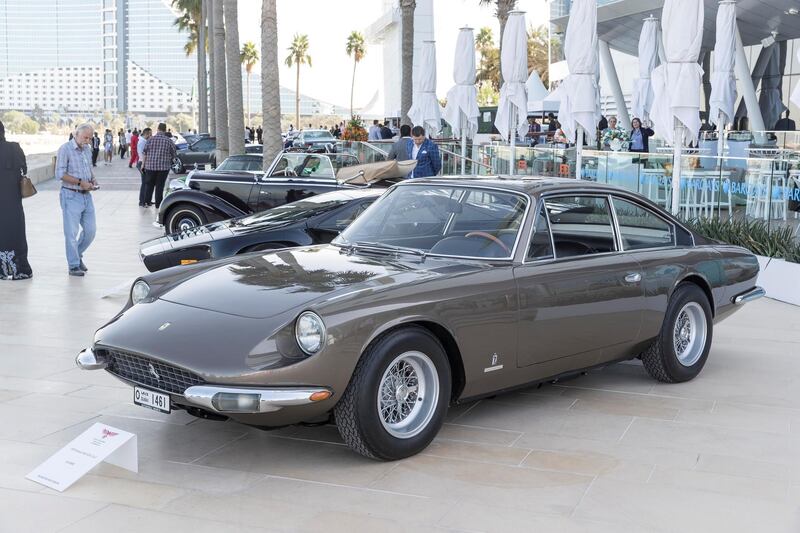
[260, 190, 271, 196]
[624, 272, 642, 283]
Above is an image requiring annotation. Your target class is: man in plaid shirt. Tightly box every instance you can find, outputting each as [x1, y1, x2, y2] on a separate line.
[142, 122, 177, 211]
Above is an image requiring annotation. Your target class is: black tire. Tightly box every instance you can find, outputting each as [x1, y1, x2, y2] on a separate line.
[334, 326, 451, 460]
[642, 283, 713, 383]
[171, 158, 185, 174]
[166, 204, 206, 234]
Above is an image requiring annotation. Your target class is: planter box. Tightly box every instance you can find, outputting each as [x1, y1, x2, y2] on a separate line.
[756, 255, 800, 306]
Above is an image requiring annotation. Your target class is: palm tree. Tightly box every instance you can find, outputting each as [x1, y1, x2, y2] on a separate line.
[223, 0, 244, 156]
[240, 41, 259, 126]
[261, 0, 282, 168]
[475, 27, 499, 88]
[400, 0, 415, 125]
[207, 0, 215, 135]
[285, 34, 312, 130]
[345, 31, 366, 118]
[479, 0, 518, 86]
[212, 0, 228, 162]
[171, 0, 207, 131]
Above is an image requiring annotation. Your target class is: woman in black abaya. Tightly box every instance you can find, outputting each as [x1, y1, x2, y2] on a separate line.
[0, 120, 32, 280]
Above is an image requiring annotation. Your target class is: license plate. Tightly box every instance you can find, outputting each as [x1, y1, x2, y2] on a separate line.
[133, 386, 171, 414]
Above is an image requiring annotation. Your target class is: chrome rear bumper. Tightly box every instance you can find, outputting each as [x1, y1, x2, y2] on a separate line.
[184, 385, 331, 414]
[732, 286, 766, 305]
[75, 347, 107, 370]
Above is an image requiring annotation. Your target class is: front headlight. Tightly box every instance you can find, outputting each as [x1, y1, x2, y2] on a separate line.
[295, 311, 326, 354]
[131, 280, 151, 305]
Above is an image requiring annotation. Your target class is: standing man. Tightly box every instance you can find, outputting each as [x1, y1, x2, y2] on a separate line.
[256, 125, 263, 144]
[387, 124, 411, 161]
[90, 131, 100, 166]
[137, 127, 152, 207]
[406, 126, 441, 178]
[368, 119, 381, 141]
[142, 123, 176, 214]
[56, 124, 97, 277]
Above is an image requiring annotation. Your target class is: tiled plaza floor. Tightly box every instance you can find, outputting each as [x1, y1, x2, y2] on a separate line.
[1, 156, 799, 532]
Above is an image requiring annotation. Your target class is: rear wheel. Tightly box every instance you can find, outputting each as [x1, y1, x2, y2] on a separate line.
[641, 283, 713, 383]
[166, 205, 206, 234]
[335, 326, 451, 460]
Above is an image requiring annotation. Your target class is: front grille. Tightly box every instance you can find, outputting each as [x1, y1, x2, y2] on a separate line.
[101, 348, 205, 394]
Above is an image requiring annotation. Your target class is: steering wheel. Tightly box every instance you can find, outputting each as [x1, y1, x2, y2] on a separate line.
[465, 232, 511, 255]
[285, 167, 297, 177]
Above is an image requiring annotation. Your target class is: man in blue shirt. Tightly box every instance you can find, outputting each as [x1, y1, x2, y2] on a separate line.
[406, 126, 441, 178]
[55, 124, 97, 276]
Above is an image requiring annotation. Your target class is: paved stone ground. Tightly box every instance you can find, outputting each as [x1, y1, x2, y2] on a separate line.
[2, 156, 799, 532]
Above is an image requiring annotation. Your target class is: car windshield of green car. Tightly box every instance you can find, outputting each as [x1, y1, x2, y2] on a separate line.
[334, 185, 528, 259]
[237, 193, 353, 227]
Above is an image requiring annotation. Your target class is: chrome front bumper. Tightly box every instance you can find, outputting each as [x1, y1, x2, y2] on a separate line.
[732, 286, 766, 305]
[184, 385, 331, 414]
[75, 347, 107, 370]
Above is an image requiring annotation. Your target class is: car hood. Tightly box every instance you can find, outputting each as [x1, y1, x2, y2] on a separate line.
[158, 245, 478, 319]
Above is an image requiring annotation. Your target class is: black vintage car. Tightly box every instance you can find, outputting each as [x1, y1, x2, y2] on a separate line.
[158, 151, 401, 234]
[140, 189, 382, 272]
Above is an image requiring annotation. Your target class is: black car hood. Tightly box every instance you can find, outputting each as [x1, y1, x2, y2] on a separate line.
[158, 245, 477, 319]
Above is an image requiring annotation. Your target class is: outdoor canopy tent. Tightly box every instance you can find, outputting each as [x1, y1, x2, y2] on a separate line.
[526, 70, 560, 114]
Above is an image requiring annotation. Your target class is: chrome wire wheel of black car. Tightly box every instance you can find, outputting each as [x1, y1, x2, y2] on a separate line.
[166, 204, 206, 234]
[171, 157, 185, 174]
[335, 326, 451, 460]
[377, 351, 439, 439]
[642, 283, 713, 383]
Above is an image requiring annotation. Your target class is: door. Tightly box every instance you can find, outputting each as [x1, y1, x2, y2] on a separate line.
[186, 138, 215, 166]
[256, 154, 340, 211]
[514, 196, 644, 367]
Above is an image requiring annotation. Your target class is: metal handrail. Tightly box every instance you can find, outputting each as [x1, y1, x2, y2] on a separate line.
[438, 147, 492, 173]
[362, 141, 389, 157]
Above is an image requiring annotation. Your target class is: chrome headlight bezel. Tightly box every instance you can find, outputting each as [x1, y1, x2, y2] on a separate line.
[131, 280, 151, 305]
[295, 311, 326, 355]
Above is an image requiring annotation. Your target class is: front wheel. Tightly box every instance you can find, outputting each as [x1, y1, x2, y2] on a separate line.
[165, 204, 206, 234]
[335, 326, 451, 460]
[172, 158, 185, 174]
[641, 283, 713, 383]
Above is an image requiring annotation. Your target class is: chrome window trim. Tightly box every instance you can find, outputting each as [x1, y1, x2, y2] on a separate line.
[189, 178, 257, 185]
[521, 198, 556, 264]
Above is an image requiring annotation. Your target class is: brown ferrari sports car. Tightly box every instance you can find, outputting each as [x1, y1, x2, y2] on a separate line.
[77, 177, 763, 460]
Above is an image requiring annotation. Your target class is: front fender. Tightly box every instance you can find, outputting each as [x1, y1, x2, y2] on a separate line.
[158, 190, 247, 224]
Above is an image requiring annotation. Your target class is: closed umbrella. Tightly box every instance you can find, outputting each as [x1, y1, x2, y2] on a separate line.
[650, 0, 704, 215]
[494, 11, 528, 175]
[444, 28, 479, 175]
[759, 45, 786, 130]
[708, 0, 737, 161]
[408, 41, 442, 136]
[556, 0, 599, 179]
[632, 16, 659, 121]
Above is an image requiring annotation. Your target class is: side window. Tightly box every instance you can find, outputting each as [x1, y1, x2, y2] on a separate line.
[321, 201, 372, 230]
[195, 139, 213, 151]
[611, 197, 675, 250]
[544, 196, 617, 258]
[526, 203, 554, 261]
[300, 156, 335, 179]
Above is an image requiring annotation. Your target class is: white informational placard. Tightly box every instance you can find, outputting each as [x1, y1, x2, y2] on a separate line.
[26, 423, 138, 492]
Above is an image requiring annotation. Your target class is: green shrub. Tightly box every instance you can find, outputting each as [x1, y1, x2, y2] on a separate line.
[684, 217, 800, 264]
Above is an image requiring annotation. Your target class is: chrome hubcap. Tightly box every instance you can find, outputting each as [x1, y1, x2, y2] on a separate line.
[378, 351, 439, 439]
[177, 218, 197, 231]
[673, 302, 707, 367]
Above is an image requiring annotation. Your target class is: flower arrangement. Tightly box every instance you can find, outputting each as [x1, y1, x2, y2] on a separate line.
[342, 115, 368, 141]
[602, 126, 630, 150]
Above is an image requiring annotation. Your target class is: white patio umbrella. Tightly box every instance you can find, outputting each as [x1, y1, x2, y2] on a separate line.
[759, 45, 787, 130]
[632, 16, 659, 121]
[650, 0, 704, 215]
[494, 11, 528, 175]
[556, 0, 599, 179]
[408, 41, 442, 136]
[443, 28, 479, 175]
[708, 0, 737, 162]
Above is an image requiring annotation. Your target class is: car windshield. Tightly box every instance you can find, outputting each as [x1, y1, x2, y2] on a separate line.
[237, 193, 353, 226]
[216, 157, 261, 172]
[304, 131, 334, 140]
[334, 185, 528, 259]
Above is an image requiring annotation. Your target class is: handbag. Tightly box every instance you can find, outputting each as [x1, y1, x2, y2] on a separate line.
[20, 175, 37, 198]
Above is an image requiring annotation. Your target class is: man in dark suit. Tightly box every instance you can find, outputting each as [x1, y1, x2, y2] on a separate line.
[406, 126, 441, 178]
[775, 111, 796, 131]
[387, 124, 411, 161]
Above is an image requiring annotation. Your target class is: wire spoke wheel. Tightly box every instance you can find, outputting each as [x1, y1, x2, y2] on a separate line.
[673, 302, 707, 367]
[377, 351, 439, 439]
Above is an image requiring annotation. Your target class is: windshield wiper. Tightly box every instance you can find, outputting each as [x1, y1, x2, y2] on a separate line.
[343, 241, 427, 259]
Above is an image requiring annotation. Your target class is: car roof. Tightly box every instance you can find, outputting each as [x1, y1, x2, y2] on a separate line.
[402, 176, 637, 197]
